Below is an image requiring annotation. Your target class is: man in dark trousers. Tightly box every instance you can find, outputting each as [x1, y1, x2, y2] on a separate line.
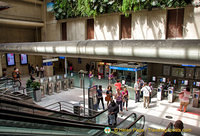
[108, 100, 119, 126]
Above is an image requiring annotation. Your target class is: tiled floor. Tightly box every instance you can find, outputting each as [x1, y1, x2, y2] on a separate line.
[20, 75, 200, 136]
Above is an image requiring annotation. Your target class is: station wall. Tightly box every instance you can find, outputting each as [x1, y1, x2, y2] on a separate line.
[1, 54, 43, 77]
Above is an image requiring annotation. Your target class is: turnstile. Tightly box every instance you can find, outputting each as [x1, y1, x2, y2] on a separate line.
[55, 75, 62, 93]
[192, 90, 200, 108]
[40, 78, 48, 97]
[47, 76, 55, 95]
[168, 87, 175, 103]
[69, 78, 74, 89]
[157, 85, 163, 101]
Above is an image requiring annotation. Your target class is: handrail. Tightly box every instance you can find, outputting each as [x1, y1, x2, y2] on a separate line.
[51, 101, 108, 117]
[0, 108, 137, 130]
[126, 115, 145, 136]
[0, 97, 137, 126]
[161, 122, 173, 136]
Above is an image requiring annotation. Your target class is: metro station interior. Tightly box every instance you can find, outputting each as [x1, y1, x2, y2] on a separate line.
[0, 0, 200, 136]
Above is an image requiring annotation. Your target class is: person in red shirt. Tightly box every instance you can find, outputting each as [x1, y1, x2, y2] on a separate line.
[114, 79, 122, 91]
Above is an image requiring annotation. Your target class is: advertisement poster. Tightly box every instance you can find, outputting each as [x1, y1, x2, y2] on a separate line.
[20, 54, 28, 65]
[6, 53, 15, 66]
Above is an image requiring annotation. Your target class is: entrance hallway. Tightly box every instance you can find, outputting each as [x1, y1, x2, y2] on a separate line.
[35, 87, 200, 136]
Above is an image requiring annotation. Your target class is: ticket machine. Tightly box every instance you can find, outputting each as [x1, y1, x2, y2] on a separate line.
[168, 87, 175, 103]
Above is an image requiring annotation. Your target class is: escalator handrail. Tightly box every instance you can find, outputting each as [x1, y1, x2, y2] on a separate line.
[161, 122, 173, 136]
[126, 115, 145, 136]
[0, 97, 108, 119]
[0, 108, 137, 130]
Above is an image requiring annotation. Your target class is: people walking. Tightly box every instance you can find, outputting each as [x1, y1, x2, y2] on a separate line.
[148, 82, 153, 103]
[122, 87, 129, 111]
[178, 87, 191, 113]
[96, 85, 105, 110]
[40, 66, 44, 78]
[12, 68, 17, 81]
[115, 89, 123, 113]
[105, 85, 113, 106]
[108, 100, 119, 126]
[114, 79, 122, 91]
[141, 82, 151, 109]
[134, 80, 140, 103]
[16, 68, 21, 81]
[35, 65, 39, 77]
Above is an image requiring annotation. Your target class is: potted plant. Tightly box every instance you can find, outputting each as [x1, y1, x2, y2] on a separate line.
[26, 79, 33, 88]
[30, 81, 41, 102]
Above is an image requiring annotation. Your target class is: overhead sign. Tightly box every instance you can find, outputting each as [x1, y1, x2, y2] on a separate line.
[110, 65, 147, 72]
[43, 58, 58, 63]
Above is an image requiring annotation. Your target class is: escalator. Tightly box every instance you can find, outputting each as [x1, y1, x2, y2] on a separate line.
[0, 97, 145, 136]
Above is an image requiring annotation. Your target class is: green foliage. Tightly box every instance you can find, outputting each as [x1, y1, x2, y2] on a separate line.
[53, 0, 192, 20]
[26, 79, 33, 88]
[30, 81, 40, 91]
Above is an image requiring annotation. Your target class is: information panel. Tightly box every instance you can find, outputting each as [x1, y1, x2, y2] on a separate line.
[6, 53, 15, 66]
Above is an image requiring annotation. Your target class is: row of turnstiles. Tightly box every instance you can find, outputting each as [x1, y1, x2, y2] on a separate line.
[39, 74, 74, 97]
[156, 83, 200, 108]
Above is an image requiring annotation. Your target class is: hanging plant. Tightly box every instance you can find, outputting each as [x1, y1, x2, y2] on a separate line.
[53, 0, 192, 20]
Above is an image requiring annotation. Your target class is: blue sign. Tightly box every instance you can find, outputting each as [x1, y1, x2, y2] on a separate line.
[182, 64, 196, 67]
[43, 62, 53, 66]
[109, 65, 147, 72]
[59, 56, 65, 59]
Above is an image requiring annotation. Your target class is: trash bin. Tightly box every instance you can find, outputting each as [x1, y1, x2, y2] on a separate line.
[73, 103, 80, 115]
[34, 89, 41, 102]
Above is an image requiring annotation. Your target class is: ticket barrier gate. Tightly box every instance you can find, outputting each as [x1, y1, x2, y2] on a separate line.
[47, 76, 55, 95]
[62, 79, 68, 91]
[40, 78, 48, 97]
[157, 86, 163, 101]
[55, 75, 62, 93]
[192, 90, 200, 108]
[168, 87, 175, 103]
[69, 78, 74, 89]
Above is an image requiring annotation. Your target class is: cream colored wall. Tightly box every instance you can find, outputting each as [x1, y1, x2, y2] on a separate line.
[183, 6, 200, 39]
[94, 14, 120, 40]
[132, 9, 166, 40]
[44, 0, 61, 41]
[67, 20, 86, 41]
[0, 0, 42, 22]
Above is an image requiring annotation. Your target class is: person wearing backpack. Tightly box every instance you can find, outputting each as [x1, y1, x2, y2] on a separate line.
[141, 82, 151, 109]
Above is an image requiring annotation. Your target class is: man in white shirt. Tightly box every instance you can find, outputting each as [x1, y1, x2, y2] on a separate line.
[134, 80, 140, 103]
[141, 82, 152, 108]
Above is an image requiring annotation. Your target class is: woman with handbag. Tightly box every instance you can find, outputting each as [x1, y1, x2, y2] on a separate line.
[178, 87, 191, 113]
[122, 87, 129, 111]
[115, 89, 123, 113]
[105, 86, 113, 107]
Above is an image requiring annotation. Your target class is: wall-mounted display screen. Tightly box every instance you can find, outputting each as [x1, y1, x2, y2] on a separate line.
[20, 54, 28, 65]
[196, 82, 200, 87]
[6, 53, 15, 66]
[174, 80, 177, 84]
[182, 80, 188, 85]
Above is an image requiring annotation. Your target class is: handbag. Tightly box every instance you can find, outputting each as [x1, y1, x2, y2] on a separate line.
[105, 96, 111, 101]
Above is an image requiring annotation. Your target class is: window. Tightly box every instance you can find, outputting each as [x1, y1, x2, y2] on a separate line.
[87, 19, 94, 40]
[167, 8, 184, 39]
[61, 22, 67, 40]
[121, 15, 131, 39]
